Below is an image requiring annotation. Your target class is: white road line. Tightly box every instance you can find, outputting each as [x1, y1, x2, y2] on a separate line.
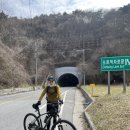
[39, 104, 46, 110]
[55, 92, 68, 130]
[59, 91, 67, 117]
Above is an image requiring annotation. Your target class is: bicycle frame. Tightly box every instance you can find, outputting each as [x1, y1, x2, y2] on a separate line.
[36, 107, 60, 129]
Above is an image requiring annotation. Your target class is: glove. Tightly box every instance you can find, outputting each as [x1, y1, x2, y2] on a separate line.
[37, 101, 41, 105]
[59, 100, 63, 104]
[32, 101, 41, 109]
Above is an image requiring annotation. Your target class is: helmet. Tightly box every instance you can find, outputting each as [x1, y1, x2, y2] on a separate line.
[47, 75, 55, 81]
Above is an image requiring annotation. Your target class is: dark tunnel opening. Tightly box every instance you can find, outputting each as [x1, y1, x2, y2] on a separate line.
[57, 73, 79, 87]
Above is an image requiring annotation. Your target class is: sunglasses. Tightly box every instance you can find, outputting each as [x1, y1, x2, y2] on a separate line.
[48, 79, 54, 81]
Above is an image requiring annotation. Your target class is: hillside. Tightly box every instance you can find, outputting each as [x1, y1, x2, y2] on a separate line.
[0, 4, 130, 87]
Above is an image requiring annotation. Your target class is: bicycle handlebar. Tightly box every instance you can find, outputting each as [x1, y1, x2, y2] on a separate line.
[32, 100, 63, 111]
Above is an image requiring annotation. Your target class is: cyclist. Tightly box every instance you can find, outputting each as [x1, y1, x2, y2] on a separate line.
[33, 75, 63, 130]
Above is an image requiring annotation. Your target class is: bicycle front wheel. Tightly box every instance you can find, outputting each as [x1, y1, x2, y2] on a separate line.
[51, 119, 77, 130]
[23, 113, 40, 130]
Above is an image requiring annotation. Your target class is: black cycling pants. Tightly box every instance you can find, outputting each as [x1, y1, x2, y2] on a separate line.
[47, 102, 58, 130]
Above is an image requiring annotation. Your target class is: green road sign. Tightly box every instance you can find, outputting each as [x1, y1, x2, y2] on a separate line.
[101, 56, 130, 71]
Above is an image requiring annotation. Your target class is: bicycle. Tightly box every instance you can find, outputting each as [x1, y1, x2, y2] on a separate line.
[23, 101, 77, 130]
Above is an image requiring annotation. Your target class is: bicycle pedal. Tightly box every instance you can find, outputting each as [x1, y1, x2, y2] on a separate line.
[34, 126, 43, 130]
[29, 123, 37, 128]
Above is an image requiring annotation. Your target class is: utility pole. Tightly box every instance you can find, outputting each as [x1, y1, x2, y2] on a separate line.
[35, 41, 38, 89]
[76, 47, 92, 85]
[82, 40, 86, 86]
[75, 42, 86, 86]
[83, 49, 85, 85]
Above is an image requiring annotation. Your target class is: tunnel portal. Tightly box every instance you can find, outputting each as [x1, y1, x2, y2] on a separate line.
[55, 67, 82, 87]
[58, 73, 79, 87]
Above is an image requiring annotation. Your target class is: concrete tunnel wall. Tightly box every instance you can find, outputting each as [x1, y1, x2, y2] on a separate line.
[55, 67, 82, 87]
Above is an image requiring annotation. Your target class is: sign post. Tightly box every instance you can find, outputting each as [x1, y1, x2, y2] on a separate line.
[101, 56, 130, 94]
[108, 71, 110, 95]
[123, 70, 126, 93]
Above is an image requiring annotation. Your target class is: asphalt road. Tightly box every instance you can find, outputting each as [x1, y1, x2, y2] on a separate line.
[0, 87, 76, 130]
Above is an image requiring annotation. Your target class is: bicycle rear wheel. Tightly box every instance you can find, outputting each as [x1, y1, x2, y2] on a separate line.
[23, 113, 40, 130]
[51, 119, 77, 130]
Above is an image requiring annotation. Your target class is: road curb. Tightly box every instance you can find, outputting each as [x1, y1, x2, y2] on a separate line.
[80, 87, 97, 130]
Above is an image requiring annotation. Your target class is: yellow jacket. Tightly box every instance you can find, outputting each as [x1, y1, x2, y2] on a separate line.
[38, 83, 61, 102]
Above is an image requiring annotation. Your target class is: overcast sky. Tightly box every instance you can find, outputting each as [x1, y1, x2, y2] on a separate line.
[1, 0, 130, 18]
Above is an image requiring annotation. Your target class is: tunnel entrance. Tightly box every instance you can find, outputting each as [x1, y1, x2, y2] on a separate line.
[57, 73, 79, 87]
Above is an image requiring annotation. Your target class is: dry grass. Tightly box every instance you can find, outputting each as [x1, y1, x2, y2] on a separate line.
[82, 85, 130, 130]
[0, 41, 30, 88]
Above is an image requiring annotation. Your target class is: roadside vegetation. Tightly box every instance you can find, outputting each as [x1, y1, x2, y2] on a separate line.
[82, 85, 130, 130]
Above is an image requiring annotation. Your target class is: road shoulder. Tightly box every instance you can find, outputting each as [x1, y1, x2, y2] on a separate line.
[73, 89, 90, 130]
